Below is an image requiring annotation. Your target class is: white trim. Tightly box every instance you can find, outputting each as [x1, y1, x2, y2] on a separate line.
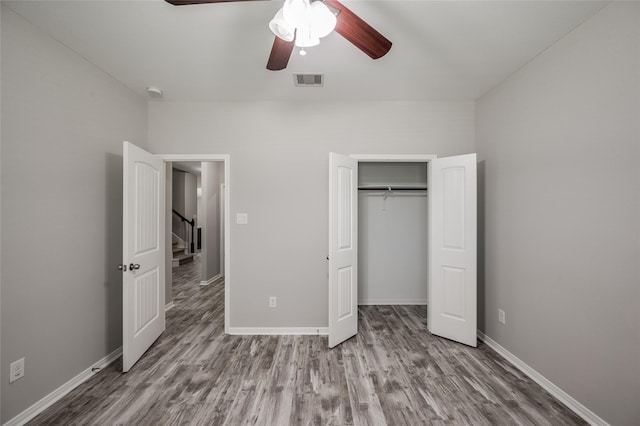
[350, 154, 437, 162]
[158, 154, 231, 335]
[165, 301, 175, 311]
[228, 327, 329, 336]
[200, 273, 221, 286]
[4, 347, 122, 426]
[358, 299, 427, 305]
[220, 182, 225, 278]
[157, 154, 229, 162]
[478, 332, 609, 426]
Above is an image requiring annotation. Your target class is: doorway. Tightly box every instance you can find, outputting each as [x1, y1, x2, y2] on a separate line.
[122, 145, 231, 372]
[169, 161, 225, 287]
[357, 161, 429, 306]
[159, 154, 231, 334]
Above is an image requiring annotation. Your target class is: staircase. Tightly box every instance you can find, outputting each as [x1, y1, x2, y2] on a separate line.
[172, 233, 195, 268]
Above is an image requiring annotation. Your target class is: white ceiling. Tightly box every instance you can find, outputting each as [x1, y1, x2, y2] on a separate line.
[5, 0, 607, 101]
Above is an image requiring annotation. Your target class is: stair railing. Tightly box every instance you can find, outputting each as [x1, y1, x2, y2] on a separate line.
[172, 209, 195, 253]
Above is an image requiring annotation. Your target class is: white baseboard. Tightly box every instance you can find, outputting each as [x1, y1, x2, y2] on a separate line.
[478, 332, 608, 426]
[200, 273, 221, 286]
[165, 301, 175, 311]
[228, 327, 328, 336]
[358, 298, 427, 305]
[4, 347, 122, 426]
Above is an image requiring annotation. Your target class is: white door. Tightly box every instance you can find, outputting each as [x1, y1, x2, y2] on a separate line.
[122, 141, 166, 371]
[428, 153, 477, 347]
[328, 153, 358, 348]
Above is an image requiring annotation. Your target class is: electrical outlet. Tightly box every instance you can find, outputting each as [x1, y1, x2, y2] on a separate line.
[10, 358, 25, 383]
[498, 309, 506, 325]
[269, 296, 277, 308]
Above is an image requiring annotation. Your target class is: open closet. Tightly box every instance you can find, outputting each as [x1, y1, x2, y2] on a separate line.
[357, 162, 429, 306]
[328, 152, 477, 349]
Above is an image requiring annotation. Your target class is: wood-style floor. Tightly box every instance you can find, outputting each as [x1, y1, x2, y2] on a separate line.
[29, 257, 586, 425]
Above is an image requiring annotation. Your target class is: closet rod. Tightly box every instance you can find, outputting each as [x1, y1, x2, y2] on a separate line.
[357, 186, 427, 191]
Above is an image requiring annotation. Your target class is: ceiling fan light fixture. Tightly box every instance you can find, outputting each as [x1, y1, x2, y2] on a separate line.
[309, 1, 337, 39]
[268, 0, 336, 55]
[282, 0, 310, 29]
[294, 26, 319, 48]
[269, 8, 295, 41]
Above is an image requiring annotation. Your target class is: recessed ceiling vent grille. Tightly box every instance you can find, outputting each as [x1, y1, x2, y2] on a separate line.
[294, 73, 324, 87]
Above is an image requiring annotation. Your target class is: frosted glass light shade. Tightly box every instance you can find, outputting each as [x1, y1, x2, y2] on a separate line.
[283, 0, 310, 29]
[294, 26, 320, 48]
[269, 8, 295, 42]
[269, 0, 334, 49]
[309, 1, 337, 39]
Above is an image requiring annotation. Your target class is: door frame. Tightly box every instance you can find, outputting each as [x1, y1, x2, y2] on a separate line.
[350, 154, 437, 163]
[220, 183, 226, 278]
[158, 154, 231, 334]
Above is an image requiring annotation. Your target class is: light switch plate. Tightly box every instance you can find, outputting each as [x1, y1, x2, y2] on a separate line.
[10, 358, 24, 383]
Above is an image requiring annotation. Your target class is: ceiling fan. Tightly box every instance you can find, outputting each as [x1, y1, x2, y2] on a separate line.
[165, 0, 392, 71]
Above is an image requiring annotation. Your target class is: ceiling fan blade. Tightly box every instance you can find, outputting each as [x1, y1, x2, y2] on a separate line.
[165, 0, 266, 5]
[266, 37, 295, 71]
[325, 0, 392, 60]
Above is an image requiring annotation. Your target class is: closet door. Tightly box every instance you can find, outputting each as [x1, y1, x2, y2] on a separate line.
[328, 153, 358, 348]
[429, 153, 477, 347]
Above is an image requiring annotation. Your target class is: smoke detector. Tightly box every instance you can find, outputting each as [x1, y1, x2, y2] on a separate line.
[146, 86, 164, 98]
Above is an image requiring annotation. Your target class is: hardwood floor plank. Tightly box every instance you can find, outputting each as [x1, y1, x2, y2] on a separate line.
[27, 257, 587, 425]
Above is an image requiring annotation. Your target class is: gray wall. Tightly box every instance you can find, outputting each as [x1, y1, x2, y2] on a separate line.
[148, 101, 475, 327]
[171, 169, 197, 243]
[171, 169, 186, 223]
[475, 3, 640, 425]
[0, 7, 147, 422]
[201, 162, 224, 283]
[184, 172, 197, 226]
[358, 163, 428, 304]
[0, 5, 3, 421]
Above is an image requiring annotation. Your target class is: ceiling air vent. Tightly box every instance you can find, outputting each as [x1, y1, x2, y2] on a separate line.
[294, 73, 324, 87]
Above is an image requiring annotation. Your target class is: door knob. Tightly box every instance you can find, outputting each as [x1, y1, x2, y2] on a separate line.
[117, 264, 127, 272]
[129, 263, 140, 271]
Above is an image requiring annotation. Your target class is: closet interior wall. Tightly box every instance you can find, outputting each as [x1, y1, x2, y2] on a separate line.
[358, 163, 429, 305]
